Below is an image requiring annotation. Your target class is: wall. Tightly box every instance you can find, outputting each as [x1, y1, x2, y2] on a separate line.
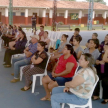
[1, 16, 5, 23]
[81, 17, 88, 24]
[94, 17, 104, 24]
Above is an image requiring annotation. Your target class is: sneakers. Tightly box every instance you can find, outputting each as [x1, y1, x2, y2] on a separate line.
[10, 78, 20, 83]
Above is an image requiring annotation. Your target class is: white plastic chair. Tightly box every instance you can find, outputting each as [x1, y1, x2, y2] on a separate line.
[61, 75, 99, 108]
[32, 54, 51, 93]
[20, 65, 27, 81]
[74, 62, 79, 75]
[99, 80, 103, 99]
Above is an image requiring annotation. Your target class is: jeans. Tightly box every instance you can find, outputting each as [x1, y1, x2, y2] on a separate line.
[51, 87, 89, 108]
[12, 56, 30, 78]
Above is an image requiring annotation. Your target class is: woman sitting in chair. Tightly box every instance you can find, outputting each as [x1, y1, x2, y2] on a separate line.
[93, 43, 108, 104]
[51, 53, 97, 108]
[9, 27, 22, 49]
[49, 34, 69, 70]
[40, 31, 50, 52]
[73, 36, 83, 60]
[41, 44, 77, 101]
[3, 30, 27, 67]
[21, 41, 48, 91]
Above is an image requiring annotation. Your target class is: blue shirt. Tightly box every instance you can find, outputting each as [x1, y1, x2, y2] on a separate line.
[25, 42, 38, 61]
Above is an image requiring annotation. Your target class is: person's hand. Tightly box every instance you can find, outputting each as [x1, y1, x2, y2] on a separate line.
[63, 87, 69, 92]
[11, 47, 15, 50]
[25, 47, 29, 51]
[53, 73, 59, 77]
[99, 60, 105, 64]
[52, 72, 55, 77]
[31, 55, 35, 62]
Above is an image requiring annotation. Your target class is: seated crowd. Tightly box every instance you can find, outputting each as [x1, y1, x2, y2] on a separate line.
[0, 22, 108, 107]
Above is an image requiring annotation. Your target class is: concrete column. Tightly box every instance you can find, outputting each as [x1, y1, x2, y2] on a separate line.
[78, 10, 82, 25]
[42, 9, 46, 25]
[103, 11, 107, 25]
[49, 9, 53, 26]
[92, 11, 95, 24]
[25, 9, 28, 25]
[5, 8, 8, 24]
[64, 10, 68, 25]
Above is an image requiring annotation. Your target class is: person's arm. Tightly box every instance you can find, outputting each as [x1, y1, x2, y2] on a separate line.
[96, 60, 100, 65]
[32, 57, 43, 64]
[54, 62, 74, 77]
[25, 47, 29, 51]
[103, 50, 108, 62]
[65, 71, 86, 88]
[46, 39, 50, 45]
[24, 50, 32, 57]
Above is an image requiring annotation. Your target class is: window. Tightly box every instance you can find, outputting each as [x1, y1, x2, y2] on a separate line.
[98, 14, 102, 17]
[21, 12, 25, 16]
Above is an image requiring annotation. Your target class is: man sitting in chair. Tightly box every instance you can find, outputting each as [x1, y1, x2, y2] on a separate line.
[10, 35, 39, 83]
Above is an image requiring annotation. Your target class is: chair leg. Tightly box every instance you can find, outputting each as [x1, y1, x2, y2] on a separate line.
[88, 99, 92, 108]
[40, 76, 43, 85]
[20, 68, 23, 81]
[69, 105, 75, 108]
[61, 103, 65, 108]
[32, 76, 37, 93]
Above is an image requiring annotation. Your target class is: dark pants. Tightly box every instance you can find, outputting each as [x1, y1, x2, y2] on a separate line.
[2, 35, 7, 46]
[102, 77, 108, 99]
[32, 24, 36, 31]
[93, 81, 100, 96]
[2, 36, 13, 47]
[4, 49, 22, 65]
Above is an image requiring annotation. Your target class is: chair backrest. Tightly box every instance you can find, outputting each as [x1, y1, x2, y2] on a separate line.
[44, 53, 51, 75]
[88, 75, 99, 98]
[74, 62, 79, 75]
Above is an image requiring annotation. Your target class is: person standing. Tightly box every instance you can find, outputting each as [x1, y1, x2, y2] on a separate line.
[31, 15, 36, 32]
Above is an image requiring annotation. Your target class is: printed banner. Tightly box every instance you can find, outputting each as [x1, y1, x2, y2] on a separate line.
[71, 13, 78, 20]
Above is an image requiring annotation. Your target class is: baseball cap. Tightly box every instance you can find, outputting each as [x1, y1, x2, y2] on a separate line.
[30, 35, 39, 40]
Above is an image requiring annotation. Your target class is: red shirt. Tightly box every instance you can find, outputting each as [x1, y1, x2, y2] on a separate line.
[55, 55, 77, 78]
[38, 31, 44, 37]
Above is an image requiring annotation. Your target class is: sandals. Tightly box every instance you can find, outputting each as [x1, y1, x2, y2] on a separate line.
[4, 65, 11, 68]
[40, 97, 51, 101]
[101, 100, 108, 104]
[92, 97, 100, 101]
[21, 87, 31, 91]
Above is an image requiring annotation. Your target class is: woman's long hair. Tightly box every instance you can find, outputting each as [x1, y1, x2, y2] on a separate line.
[89, 39, 99, 49]
[62, 34, 68, 40]
[20, 30, 27, 40]
[65, 44, 77, 61]
[82, 53, 97, 75]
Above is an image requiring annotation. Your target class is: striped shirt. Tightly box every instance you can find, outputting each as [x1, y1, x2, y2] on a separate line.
[25, 42, 38, 61]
